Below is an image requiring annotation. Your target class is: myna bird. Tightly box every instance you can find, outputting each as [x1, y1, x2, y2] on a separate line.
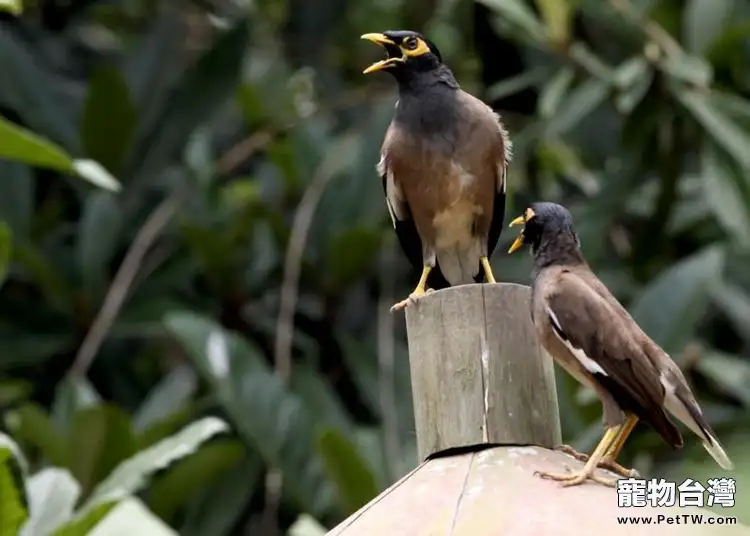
[508, 202, 733, 487]
[361, 30, 512, 311]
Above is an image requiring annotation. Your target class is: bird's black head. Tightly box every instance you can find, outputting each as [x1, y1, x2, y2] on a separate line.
[360, 30, 444, 81]
[507, 202, 583, 265]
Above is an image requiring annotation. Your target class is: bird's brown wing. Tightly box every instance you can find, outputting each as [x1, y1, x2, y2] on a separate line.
[542, 268, 682, 447]
[379, 122, 451, 289]
[454, 92, 511, 264]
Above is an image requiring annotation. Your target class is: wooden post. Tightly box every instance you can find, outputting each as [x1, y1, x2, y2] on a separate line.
[404, 282, 561, 460]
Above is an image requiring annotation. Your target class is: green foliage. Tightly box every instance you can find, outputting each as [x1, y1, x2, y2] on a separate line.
[1, 415, 230, 536]
[0, 433, 28, 536]
[1, 0, 750, 532]
[317, 428, 379, 515]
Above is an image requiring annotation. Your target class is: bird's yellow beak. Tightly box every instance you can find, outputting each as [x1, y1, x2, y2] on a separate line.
[507, 209, 535, 254]
[361, 33, 405, 74]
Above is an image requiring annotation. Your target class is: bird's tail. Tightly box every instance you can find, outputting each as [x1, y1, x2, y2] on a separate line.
[436, 244, 480, 286]
[661, 368, 733, 470]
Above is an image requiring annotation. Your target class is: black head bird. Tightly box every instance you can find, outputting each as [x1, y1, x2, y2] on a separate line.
[361, 30, 512, 311]
[508, 202, 732, 488]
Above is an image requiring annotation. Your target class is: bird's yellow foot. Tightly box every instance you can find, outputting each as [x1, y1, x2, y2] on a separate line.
[554, 445, 638, 478]
[390, 288, 427, 312]
[534, 468, 618, 488]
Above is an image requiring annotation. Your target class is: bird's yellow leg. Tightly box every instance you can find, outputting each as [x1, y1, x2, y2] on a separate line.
[391, 266, 432, 312]
[536, 426, 620, 488]
[554, 416, 639, 478]
[480, 256, 496, 284]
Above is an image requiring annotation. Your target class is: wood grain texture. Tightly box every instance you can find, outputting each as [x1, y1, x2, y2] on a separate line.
[404, 282, 561, 460]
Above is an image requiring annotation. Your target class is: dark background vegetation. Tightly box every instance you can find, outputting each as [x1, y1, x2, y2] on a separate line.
[0, 0, 749, 533]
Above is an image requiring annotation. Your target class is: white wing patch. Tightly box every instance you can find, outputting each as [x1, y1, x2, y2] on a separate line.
[546, 306, 607, 376]
[494, 112, 512, 194]
[377, 155, 406, 228]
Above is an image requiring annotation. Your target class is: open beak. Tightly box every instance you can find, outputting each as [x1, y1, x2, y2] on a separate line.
[361, 33, 404, 74]
[507, 214, 528, 254]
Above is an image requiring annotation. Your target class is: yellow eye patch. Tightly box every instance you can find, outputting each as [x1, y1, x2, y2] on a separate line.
[401, 37, 431, 58]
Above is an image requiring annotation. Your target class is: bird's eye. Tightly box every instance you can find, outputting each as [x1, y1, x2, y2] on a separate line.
[404, 37, 419, 50]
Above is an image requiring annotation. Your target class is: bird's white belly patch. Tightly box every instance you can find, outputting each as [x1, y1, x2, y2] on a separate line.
[432, 200, 479, 250]
[453, 162, 476, 190]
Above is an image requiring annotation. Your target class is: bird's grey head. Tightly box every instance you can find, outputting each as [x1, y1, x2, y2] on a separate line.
[507, 202, 583, 266]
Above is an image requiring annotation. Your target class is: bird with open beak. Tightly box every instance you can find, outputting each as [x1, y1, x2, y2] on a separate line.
[361, 30, 512, 311]
[508, 202, 733, 487]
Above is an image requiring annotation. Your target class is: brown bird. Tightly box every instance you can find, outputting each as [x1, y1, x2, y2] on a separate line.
[361, 30, 511, 311]
[508, 202, 733, 487]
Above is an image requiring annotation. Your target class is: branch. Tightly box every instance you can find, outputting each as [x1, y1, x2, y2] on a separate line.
[264, 154, 339, 535]
[69, 194, 183, 378]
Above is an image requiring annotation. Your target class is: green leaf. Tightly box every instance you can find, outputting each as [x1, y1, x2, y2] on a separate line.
[0, 161, 33, 240]
[683, 0, 735, 54]
[147, 439, 243, 520]
[0, 32, 77, 150]
[486, 66, 552, 101]
[0, 0, 22, 15]
[0, 116, 73, 172]
[695, 350, 750, 407]
[701, 143, 750, 248]
[163, 312, 336, 517]
[290, 363, 352, 434]
[179, 454, 260, 536]
[317, 428, 378, 515]
[52, 375, 101, 431]
[53, 501, 116, 536]
[539, 67, 575, 120]
[129, 19, 251, 187]
[77, 192, 122, 297]
[4, 403, 68, 467]
[545, 78, 610, 137]
[67, 404, 137, 497]
[133, 365, 197, 433]
[534, 0, 572, 45]
[20, 468, 80, 536]
[326, 227, 382, 287]
[0, 222, 12, 290]
[629, 245, 726, 357]
[71, 160, 122, 193]
[81, 66, 138, 176]
[86, 497, 178, 536]
[674, 87, 750, 169]
[0, 117, 120, 192]
[658, 54, 713, 87]
[288, 514, 328, 536]
[80, 416, 229, 513]
[711, 282, 750, 341]
[0, 432, 29, 536]
[478, 0, 546, 43]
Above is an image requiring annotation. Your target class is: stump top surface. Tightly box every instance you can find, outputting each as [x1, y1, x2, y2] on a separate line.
[328, 446, 748, 536]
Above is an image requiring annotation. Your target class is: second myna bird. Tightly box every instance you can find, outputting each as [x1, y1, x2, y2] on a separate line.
[361, 30, 512, 311]
[508, 202, 733, 487]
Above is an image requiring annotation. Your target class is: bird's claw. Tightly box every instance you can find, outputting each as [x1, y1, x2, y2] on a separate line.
[534, 469, 618, 488]
[554, 444, 589, 462]
[390, 291, 425, 312]
[553, 445, 637, 478]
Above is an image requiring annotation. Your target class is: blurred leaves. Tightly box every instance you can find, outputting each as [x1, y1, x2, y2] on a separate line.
[163, 312, 336, 517]
[0, 433, 28, 536]
[81, 66, 138, 177]
[1, 0, 750, 532]
[0, 117, 120, 192]
[317, 428, 378, 515]
[630, 246, 725, 357]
